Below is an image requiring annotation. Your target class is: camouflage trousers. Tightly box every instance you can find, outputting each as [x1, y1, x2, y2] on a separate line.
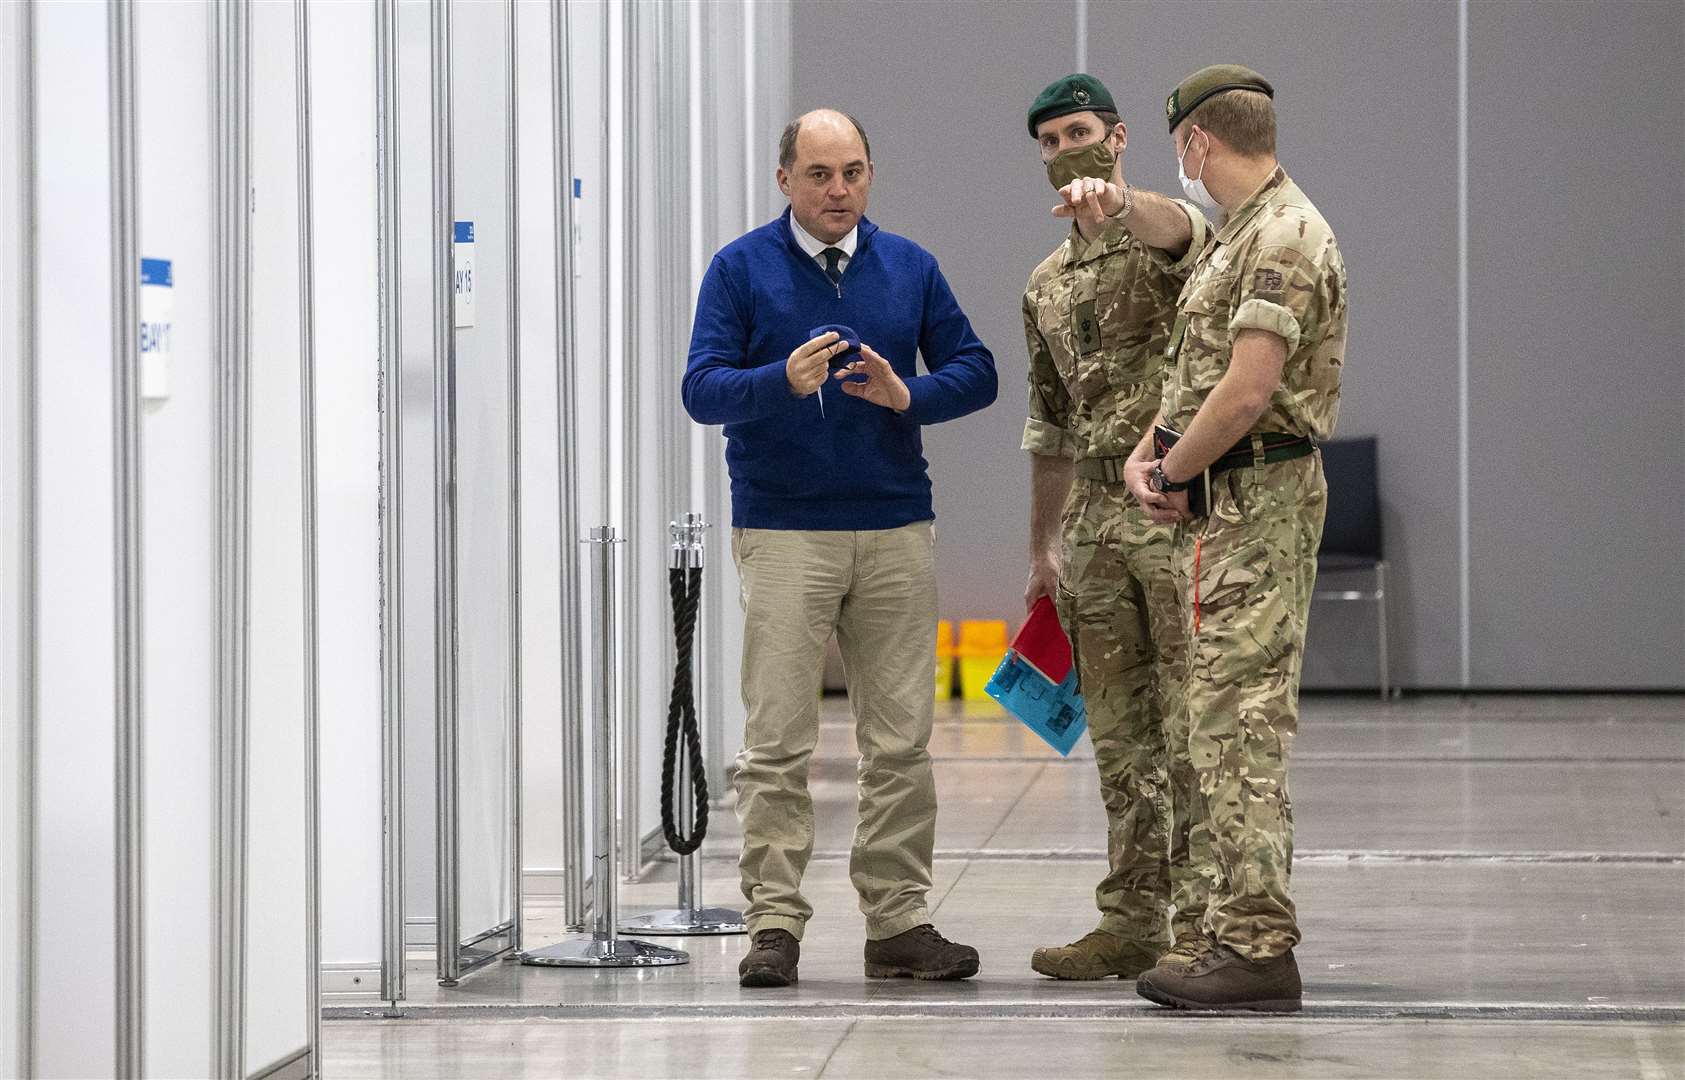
[1170, 452, 1327, 961]
[1055, 480, 1200, 946]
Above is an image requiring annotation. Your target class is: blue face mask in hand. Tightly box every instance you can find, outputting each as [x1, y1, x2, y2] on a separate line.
[809, 324, 861, 369]
[808, 324, 864, 419]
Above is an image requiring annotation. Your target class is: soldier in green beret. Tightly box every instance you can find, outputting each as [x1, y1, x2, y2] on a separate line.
[1019, 73, 1216, 982]
[1123, 64, 1349, 1012]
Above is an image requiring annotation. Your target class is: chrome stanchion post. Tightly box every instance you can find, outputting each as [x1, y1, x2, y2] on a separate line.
[521, 526, 688, 968]
[619, 514, 745, 936]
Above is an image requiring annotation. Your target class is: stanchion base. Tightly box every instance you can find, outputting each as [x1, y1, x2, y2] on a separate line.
[618, 906, 748, 936]
[519, 937, 691, 968]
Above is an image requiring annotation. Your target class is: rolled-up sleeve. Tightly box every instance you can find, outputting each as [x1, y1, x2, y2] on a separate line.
[1229, 240, 1322, 357]
[1145, 199, 1210, 282]
[1021, 292, 1077, 459]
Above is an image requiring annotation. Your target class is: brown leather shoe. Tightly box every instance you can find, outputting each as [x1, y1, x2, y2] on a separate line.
[864, 924, 980, 980]
[1136, 943, 1302, 1012]
[738, 928, 800, 988]
[1030, 928, 1162, 980]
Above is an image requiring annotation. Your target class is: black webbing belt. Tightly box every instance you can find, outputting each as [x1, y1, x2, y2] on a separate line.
[1074, 430, 1315, 483]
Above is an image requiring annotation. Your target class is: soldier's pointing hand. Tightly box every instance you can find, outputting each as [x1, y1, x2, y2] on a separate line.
[1052, 150, 1129, 231]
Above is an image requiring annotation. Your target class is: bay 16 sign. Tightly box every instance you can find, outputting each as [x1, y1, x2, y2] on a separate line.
[453, 220, 475, 329]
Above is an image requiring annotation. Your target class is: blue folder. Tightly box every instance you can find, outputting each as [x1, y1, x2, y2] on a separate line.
[985, 653, 1087, 757]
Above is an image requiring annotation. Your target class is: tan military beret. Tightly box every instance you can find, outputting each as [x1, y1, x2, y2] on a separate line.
[1165, 64, 1274, 132]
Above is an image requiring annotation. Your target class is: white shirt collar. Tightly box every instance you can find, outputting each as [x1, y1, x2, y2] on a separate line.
[789, 213, 858, 263]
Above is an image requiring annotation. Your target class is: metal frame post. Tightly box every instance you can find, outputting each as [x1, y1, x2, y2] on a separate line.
[548, 0, 588, 933]
[12, 2, 38, 1071]
[294, 0, 324, 1066]
[619, 514, 744, 936]
[430, 0, 463, 989]
[503, 0, 525, 961]
[617, 0, 641, 882]
[520, 526, 687, 969]
[373, 0, 407, 1007]
[212, 0, 254, 1070]
[108, 1, 145, 1072]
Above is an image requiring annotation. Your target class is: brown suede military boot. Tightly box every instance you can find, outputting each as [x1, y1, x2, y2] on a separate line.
[863, 924, 980, 980]
[1030, 928, 1162, 980]
[1136, 942, 1301, 1012]
[1155, 931, 1216, 969]
[738, 928, 800, 988]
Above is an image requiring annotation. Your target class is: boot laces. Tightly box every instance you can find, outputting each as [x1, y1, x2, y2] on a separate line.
[1163, 935, 1212, 965]
[752, 929, 790, 950]
[910, 924, 948, 947]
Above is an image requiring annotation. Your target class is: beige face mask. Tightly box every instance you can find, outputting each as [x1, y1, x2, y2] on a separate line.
[1046, 139, 1116, 190]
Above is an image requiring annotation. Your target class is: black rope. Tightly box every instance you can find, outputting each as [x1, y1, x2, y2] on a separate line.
[660, 565, 708, 855]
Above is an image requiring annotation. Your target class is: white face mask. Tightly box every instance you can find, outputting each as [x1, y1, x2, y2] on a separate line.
[1177, 128, 1216, 209]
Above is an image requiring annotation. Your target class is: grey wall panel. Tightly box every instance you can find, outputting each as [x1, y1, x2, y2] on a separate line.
[793, 0, 1462, 686]
[790, 0, 1077, 627]
[1467, 0, 1685, 688]
[1086, 0, 1463, 690]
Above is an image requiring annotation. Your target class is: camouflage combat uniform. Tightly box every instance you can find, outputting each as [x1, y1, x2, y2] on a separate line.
[1161, 167, 1347, 961]
[1021, 203, 1211, 947]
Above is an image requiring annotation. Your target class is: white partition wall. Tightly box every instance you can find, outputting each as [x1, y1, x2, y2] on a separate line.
[245, 1, 320, 1074]
[133, 2, 216, 1075]
[514, 0, 787, 899]
[312, 0, 388, 1008]
[437, 0, 522, 981]
[30, 3, 125, 1075]
[511, 0, 581, 911]
[11, 0, 795, 1062]
[12, 4, 321, 1076]
[396, 0, 440, 962]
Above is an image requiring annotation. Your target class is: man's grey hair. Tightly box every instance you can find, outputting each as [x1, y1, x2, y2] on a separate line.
[779, 111, 872, 169]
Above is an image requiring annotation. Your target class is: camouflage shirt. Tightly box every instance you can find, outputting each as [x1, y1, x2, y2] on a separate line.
[1021, 204, 1210, 461]
[1162, 168, 1347, 441]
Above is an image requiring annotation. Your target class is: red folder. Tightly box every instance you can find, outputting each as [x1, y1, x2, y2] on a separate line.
[1011, 596, 1074, 686]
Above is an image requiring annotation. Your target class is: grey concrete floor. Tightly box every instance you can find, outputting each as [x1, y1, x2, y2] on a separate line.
[324, 694, 1685, 1078]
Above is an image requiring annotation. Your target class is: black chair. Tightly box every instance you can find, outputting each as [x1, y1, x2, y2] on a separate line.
[1315, 436, 1392, 698]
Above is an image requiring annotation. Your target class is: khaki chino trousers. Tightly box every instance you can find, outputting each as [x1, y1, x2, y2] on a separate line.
[730, 521, 939, 942]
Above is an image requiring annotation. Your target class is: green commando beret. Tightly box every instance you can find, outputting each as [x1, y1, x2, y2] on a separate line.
[1165, 64, 1274, 132]
[1028, 73, 1118, 138]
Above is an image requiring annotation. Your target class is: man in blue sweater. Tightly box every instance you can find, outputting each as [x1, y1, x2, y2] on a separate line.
[683, 108, 996, 989]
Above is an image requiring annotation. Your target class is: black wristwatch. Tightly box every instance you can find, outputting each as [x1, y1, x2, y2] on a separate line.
[1149, 461, 1189, 494]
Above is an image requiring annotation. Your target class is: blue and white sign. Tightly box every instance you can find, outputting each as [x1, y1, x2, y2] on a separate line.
[139, 257, 173, 400]
[453, 220, 475, 328]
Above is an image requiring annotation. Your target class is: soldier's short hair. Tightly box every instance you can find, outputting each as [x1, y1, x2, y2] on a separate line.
[780, 111, 872, 170]
[1187, 89, 1275, 158]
